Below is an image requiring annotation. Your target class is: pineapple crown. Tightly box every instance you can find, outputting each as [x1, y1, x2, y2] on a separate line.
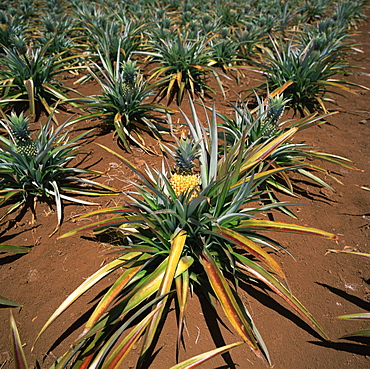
[1, 111, 37, 158]
[172, 134, 200, 174]
[120, 60, 139, 88]
[2, 111, 31, 143]
[265, 94, 289, 127]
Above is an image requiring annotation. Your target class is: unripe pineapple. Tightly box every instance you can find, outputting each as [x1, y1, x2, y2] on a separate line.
[121, 60, 138, 88]
[7, 112, 37, 158]
[262, 95, 288, 138]
[119, 61, 139, 101]
[169, 136, 199, 200]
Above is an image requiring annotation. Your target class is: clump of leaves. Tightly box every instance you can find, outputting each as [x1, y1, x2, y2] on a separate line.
[0, 11, 28, 53]
[298, 18, 351, 54]
[87, 19, 145, 64]
[0, 110, 116, 235]
[218, 91, 354, 215]
[35, 14, 78, 56]
[296, 0, 328, 23]
[69, 47, 170, 153]
[244, 36, 368, 115]
[208, 36, 244, 76]
[0, 43, 81, 117]
[34, 100, 339, 368]
[332, 0, 368, 30]
[146, 31, 228, 105]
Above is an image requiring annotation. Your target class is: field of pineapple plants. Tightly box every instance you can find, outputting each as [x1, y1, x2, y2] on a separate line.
[0, 0, 369, 368]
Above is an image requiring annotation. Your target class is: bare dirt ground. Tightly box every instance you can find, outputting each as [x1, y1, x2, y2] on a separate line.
[1, 13, 370, 369]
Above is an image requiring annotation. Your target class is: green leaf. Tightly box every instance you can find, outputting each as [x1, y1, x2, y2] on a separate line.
[337, 313, 370, 320]
[0, 295, 22, 307]
[0, 245, 31, 254]
[340, 329, 370, 338]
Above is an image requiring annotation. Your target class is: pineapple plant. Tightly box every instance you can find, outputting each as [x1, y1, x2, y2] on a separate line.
[168, 135, 200, 200]
[38, 101, 340, 369]
[67, 49, 170, 153]
[6, 111, 37, 158]
[218, 92, 353, 218]
[0, 44, 81, 116]
[0, 110, 116, 233]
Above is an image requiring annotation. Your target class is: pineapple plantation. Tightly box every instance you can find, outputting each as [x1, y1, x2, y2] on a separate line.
[0, 1, 369, 369]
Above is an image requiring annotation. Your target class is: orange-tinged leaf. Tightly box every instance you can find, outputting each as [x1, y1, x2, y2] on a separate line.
[213, 226, 287, 283]
[75, 353, 95, 369]
[269, 81, 294, 97]
[160, 231, 187, 295]
[170, 341, 244, 369]
[199, 248, 262, 357]
[235, 254, 329, 340]
[241, 128, 298, 172]
[33, 257, 130, 349]
[176, 71, 183, 87]
[238, 219, 339, 240]
[10, 311, 28, 369]
[102, 308, 160, 369]
[167, 75, 177, 100]
[141, 230, 187, 355]
[326, 249, 370, 258]
[84, 264, 143, 332]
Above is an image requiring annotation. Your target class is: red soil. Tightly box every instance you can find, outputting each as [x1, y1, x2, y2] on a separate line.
[1, 13, 370, 369]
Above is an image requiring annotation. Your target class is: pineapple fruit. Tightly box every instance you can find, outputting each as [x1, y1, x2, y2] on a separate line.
[262, 95, 287, 138]
[169, 136, 199, 200]
[7, 112, 37, 158]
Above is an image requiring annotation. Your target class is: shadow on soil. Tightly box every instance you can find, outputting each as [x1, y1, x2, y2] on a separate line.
[317, 282, 370, 311]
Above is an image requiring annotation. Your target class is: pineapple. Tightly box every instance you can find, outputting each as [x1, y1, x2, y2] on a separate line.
[121, 60, 138, 88]
[7, 112, 37, 158]
[118, 61, 139, 100]
[262, 95, 288, 138]
[169, 136, 199, 200]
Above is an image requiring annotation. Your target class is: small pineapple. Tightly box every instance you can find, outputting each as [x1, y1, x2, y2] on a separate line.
[6, 112, 37, 158]
[121, 60, 139, 88]
[169, 136, 199, 200]
[262, 95, 288, 138]
[118, 61, 139, 99]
